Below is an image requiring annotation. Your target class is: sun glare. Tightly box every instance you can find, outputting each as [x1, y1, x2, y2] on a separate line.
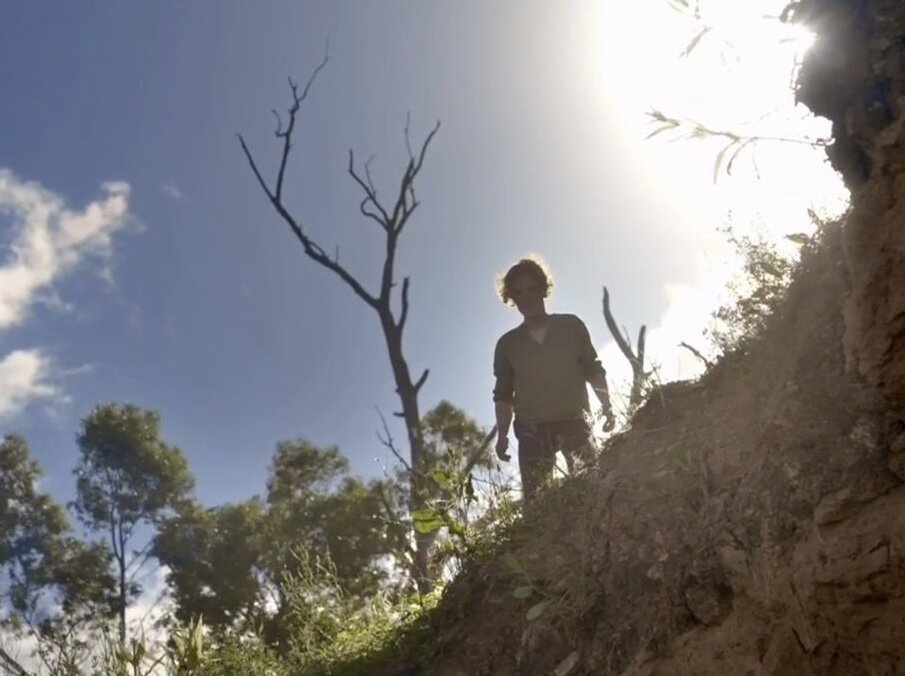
[593, 0, 848, 395]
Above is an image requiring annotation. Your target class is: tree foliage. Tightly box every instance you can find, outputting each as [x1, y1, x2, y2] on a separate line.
[708, 230, 794, 353]
[73, 403, 194, 643]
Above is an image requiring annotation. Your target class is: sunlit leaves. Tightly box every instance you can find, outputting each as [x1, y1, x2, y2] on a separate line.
[411, 508, 445, 535]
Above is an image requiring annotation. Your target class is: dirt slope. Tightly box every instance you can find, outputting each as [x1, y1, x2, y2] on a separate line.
[404, 225, 904, 676]
[362, 3, 905, 674]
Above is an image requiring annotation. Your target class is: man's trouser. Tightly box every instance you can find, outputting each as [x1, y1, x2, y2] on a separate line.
[513, 417, 593, 499]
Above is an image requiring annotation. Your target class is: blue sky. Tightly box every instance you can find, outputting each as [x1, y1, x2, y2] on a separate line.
[0, 1, 844, 508]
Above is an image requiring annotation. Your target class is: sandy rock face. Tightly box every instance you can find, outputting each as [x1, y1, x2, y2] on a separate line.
[794, 0, 905, 415]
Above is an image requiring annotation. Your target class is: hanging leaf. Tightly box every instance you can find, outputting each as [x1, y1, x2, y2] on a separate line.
[785, 233, 810, 245]
[726, 138, 755, 176]
[681, 26, 712, 58]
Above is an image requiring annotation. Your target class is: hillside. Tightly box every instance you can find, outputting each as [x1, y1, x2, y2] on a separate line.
[357, 2, 905, 674]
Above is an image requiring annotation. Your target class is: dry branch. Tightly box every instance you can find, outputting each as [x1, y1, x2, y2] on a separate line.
[603, 286, 648, 408]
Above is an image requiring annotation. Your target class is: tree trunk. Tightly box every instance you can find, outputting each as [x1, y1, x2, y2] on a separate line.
[380, 312, 433, 591]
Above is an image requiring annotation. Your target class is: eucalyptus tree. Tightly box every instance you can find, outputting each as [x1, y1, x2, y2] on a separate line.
[72, 403, 194, 644]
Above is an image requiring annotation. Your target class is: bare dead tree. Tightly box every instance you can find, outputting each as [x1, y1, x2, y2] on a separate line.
[238, 55, 441, 591]
[602, 286, 648, 408]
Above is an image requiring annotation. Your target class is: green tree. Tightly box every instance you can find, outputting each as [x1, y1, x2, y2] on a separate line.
[153, 499, 268, 631]
[263, 441, 405, 616]
[708, 229, 794, 353]
[72, 403, 194, 644]
[1, 434, 116, 675]
[154, 440, 406, 648]
[1, 434, 68, 620]
[404, 402, 494, 573]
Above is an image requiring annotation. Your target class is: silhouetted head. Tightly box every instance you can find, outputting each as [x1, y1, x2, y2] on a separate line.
[497, 256, 553, 319]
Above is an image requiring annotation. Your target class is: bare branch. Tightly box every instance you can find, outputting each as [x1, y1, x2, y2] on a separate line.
[604, 287, 638, 367]
[390, 120, 441, 235]
[404, 111, 414, 161]
[363, 155, 378, 194]
[349, 150, 391, 228]
[273, 44, 330, 201]
[679, 341, 714, 368]
[603, 286, 648, 407]
[462, 426, 497, 477]
[414, 369, 429, 392]
[637, 325, 647, 373]
[271, 109, 284, 134]
[236, 134, 276, 202]
[397, 276, 411, 331]
[239, 60, 383, 310]
[376, 408, 412, 473]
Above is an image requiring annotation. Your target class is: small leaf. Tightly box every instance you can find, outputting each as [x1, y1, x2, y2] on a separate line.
[645, 123, 679, 140]
[726, 138, 755, 176]
[512, 585, 534, 599]
[713, 140, 738, 184]
[681, 26, 712, 58]
[526, 599, 551, 621]
[785, 233, 810, 245]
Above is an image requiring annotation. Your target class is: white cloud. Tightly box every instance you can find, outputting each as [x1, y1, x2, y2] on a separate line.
[0, 349, 62, 420]
[0, 171, 130, 330]
[0, 169, 131, 419]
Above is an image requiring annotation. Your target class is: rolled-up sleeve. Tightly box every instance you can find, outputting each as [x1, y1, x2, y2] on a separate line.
[493, 338, 514, 402]
[574, 316, 606, 380]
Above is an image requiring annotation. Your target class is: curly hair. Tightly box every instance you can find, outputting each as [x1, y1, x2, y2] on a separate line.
[497, 255, 554, 305]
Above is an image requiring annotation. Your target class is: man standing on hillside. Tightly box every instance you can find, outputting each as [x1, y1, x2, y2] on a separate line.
[493, 256, 615, 499]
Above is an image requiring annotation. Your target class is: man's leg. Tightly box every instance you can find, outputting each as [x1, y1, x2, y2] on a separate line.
[514, 420, 555, 499]
[554, 418, 595, 474]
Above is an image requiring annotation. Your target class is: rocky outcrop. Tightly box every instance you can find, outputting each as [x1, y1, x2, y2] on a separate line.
[794, 0, 905, 415]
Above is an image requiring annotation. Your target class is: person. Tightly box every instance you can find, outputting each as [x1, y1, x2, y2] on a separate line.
[492, 256, 615, 498]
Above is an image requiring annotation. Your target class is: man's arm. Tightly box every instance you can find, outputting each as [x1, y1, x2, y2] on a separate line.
[494, 400, 513, 461]
[587, 371, 615, 431]
[493, 336, 515, 460]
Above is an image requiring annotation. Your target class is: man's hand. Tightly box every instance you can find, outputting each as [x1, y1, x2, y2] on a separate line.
[602, 410, 616, 433]
[495, 436, 511, 462]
